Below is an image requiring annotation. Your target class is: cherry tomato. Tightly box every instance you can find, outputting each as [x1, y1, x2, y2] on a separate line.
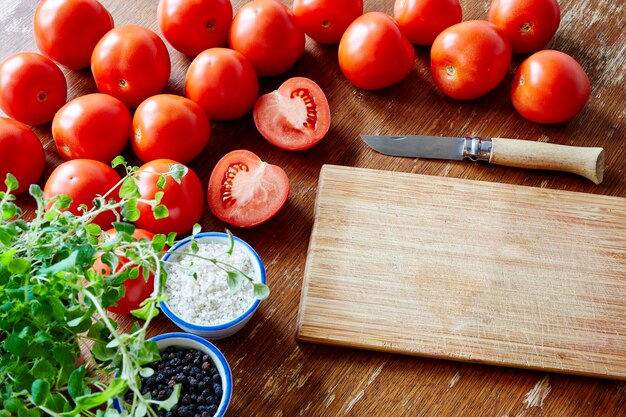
[52, 93, 131, 162]
[43, 159, 121, 229]
[91, 25, 171, 108]
[132, 94, 210, 163]
[92, 228, 157, 315]
[511, 50, 590, 124]
[394, 0, 462, 46]
[34, 0, 114, 70]
[0, 118, 46, 195]
[229, 0, 305, 77]
[158, 0, 233, 57]
[208, 150, 289, 228]
[488, 0, 560, 54]
[185, 48, 258, 120]
[292, 0, 363, 44]
[0, 52, 67, 126]
[134, 159, 204, 235]
[430, 20, 511, 100]
[338, 12, 415, 90]
[253, 77, 330, 151]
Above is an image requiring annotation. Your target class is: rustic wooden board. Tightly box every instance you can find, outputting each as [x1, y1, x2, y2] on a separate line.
[297, 165, 626, 380]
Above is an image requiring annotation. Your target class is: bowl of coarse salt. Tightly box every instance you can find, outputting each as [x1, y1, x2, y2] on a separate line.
[161, 232, 267, 339]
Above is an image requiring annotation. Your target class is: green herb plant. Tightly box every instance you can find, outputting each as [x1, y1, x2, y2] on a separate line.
[0, 157, 187, 417]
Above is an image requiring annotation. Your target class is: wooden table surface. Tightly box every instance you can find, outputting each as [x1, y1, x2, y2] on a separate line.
[2, 0, 625, 416]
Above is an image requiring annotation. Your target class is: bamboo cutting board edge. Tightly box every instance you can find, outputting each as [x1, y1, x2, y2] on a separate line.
[296, 165, 626, 380]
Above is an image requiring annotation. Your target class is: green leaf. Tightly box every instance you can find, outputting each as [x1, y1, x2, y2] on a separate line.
[0, 226, 13, 246]
[45, 393, 70, 413]
[192, 223, 201, 236]
[32, 359, 56, 380]
[151, 234, 166, 252]
[121, 199, 140, 222]
[91, 342, 116, 362]
[156, 174, 167, 189]
[2, 202, 18, 220]
[154, 191, 164, 205]
[67, 316, 85, 327]
[152, 204, 169, 219]
[39, 250, 78, 275]
[53, 345, 76, 366]
[99, 252, 118, 273]
[8, 257, 30, 274]
[111, 155, 126, 168]
[226, 229, 235, 255]
[29, 184, 44, 199]
[119, 176, 140, 199]
[68, 366, 87, 399]
[155, 383, 181, 411]
[226, 271, 243, 293]
[5, 173, 18, 191]
[136, 402, 147, 417]
[5, 333, 27, 356]
[106, 338, 120, 348]
[131, 303, 158, 321]
[85, 223, 102, 236]
[166, 232, 177, 247]
[0, 248, 16, 265]
[54, 194, 73, 210]
[253, 283, 271, 300]
[139, 367, 154, 378]
[190, 239, 199, 254]
[75, 378, 128, 410]
[169, 164, 187, 183]
[113, 222, 135, 236]
[31, 379, 51, 406]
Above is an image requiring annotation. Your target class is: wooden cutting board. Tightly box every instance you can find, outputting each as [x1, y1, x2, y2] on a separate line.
[297, 165, 626, 380]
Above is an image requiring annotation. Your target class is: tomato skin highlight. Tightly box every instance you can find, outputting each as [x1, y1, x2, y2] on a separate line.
[92, 228, 157, 315]
[292, 0, 363, 44]
[132, 94, 210, 164]
[253, 77, 330, 151]
[158, 0, 233, 57]
[0, 117, 46, 195]
[229, 0, 305, 77]
[338, 12, 415, 90]
[511, 50, 590, 124]
[394, 0, 462, 46]
[488, 0, 560, 54]
[91, 25, 171, 108]
[134, 159, 204, 235]
[430, 20, 512, 100]
[52, 93, 131, 163]
[208, 150, 289, 228]
[34, 0, 114, 70]
[185, 48, 259, 121]
[43, 159, 121, 229]
[0, 52, 67, 126]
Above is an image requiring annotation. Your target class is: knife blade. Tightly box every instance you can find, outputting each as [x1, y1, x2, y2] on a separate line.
[360, 134, 605, 184]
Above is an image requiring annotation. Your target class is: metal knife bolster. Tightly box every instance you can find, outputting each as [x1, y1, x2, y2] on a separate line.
[463, 137, 492, 161]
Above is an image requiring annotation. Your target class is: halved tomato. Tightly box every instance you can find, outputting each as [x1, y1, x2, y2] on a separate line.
[253, 77, 330, 151]
[208, 150, 289, 228]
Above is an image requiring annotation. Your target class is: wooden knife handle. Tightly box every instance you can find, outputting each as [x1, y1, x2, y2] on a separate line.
[490, 138, 605, 184]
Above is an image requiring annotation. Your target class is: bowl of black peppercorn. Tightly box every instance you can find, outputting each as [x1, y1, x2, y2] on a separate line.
[121, 332, 232, 417]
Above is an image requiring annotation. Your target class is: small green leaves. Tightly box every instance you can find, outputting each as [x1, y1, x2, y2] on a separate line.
[153, 204, 169, 219]
[139, 367, 154, 378]
[192, 223, 201, 236]
[119, 177, 140, 199]
[156, 383, 181, 411]
[68, 366, 87, 399]
[8, 257, 30, 274]
[169, 164, 187, 183]
[156, 175, 167, 189]
[5, 173, 18, 191]
[122, 198, 140, 222]
[226, 229, 235, 255]
[154, 191, 164, 205]
[29, 184, 44, 199]
[113, 222, 135, 236]
[31, 379, 51, 406]
[226, 270, 244, 293]
[151, 234, 167, 252]
[111, 155, 127, 168]
[131, 303, 159, 321]
[253, 283, 271, 300]
[75, 378, 128, 410]
[85, 223, 102, 236]
[166, 232, 177, 247]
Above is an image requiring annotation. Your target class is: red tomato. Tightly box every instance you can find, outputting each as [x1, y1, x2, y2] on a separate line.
[43, 159, 121, 229]
[34, 0, 114, 70]
[185, 48, 258, 120]
[0, 118, 46, 195]
[253, 77, 330, 151]
[134, 159, 204, 235]
[158, 0, 233, 57]
[92, 228, 157, 315]
[338, 12, 415, 90]
[91, 25, 171, 108]
[52, 93, 131, 162]
[208, 150, 289, 228]
[0, 52, 67, 126]
[132, 94, 210, 163]
[229, 0, 305, 77]
[430, 20, 511, 100]
[511, 50, 590, 124]
[292, 0, 363, 44]
[394, 0, 462, 46]
[488, 0, 560, 54]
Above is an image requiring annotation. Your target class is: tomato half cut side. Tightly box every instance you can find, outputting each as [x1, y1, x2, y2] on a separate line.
[208, 150, 290, 228]
[253, 77, 330, 151]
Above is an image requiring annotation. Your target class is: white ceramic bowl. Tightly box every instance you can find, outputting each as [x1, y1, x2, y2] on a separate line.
[161, 232, 266, 339]
[114, 332, 232, 416]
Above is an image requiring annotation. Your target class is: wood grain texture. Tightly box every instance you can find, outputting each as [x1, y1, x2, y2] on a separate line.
[490, 138, 605, 184]
[297, 165, 626, 379]
[1, 0, 625, 415]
